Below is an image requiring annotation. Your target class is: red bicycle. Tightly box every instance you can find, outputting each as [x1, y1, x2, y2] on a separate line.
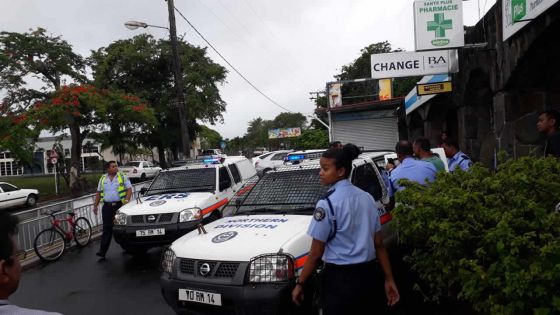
[33, 211, 92, 262]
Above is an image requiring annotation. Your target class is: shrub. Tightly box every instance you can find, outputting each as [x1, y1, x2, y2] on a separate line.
[393, 156, 560, 315]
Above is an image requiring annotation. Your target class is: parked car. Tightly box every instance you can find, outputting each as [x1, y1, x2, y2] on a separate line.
[0, 182, 39, 210]
[112, 156, 257, 255]
[197, 149, 226, 158]
[160, 151, 395, 315]
[120, 161, 162, 182]
[252, 147, 268, 157]
[252, 150, 292, 173]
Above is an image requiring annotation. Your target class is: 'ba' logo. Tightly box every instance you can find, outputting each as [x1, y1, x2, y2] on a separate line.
[212, 231, 238, 243]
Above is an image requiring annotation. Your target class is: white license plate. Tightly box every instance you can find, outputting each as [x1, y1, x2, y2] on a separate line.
[179, 289, 222, 306]
[135, 228, 165, 237]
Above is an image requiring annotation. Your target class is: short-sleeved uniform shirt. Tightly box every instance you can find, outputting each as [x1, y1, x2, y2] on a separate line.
[0, 300, 62, 315]
[447, 151, 472, 172]
[307, 179, 381, 265]
[389, 157, 437, 193]
[97, 173, 132, 202]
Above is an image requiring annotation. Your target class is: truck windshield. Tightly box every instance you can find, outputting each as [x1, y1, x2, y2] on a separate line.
[146, 168, 215, 195]
[234, 167, 328, 215]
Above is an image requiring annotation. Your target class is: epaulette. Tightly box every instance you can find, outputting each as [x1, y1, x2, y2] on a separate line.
[320, 189, 335, 200]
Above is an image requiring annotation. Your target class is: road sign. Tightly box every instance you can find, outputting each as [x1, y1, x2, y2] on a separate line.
[417, 81, 453, 96]
[371, 50, 459, 79]
[414, 0, 464, 50]
[220, 141, 226, 149]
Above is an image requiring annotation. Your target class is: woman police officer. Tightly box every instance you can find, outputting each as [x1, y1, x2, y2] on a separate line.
[291, 144, 399, 314]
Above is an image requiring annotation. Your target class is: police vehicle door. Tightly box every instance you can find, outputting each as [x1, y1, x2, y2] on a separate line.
[350, 162, 387, 213]
[216, 166, 236, 213]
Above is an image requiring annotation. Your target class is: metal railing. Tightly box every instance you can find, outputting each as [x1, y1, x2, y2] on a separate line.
[15, 181, 151, 260]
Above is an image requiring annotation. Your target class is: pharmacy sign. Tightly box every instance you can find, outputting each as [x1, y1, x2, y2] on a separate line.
[414, 0, 464, 51]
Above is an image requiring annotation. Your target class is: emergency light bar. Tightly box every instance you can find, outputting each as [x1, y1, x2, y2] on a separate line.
[287, 154, 305, 161]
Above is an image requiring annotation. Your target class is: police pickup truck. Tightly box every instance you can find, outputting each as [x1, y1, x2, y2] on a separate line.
[160, 152, 395, 315]
[112, 156, 256, 254]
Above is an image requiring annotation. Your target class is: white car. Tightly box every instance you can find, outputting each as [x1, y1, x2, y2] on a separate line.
[120, 161, 162, 182]
[113, 156, 257, 254]
[252, 150, 292, 172]
[197, 149, 226, 158]
[0, 182, 39, 210]
[160, 152, 395, 314]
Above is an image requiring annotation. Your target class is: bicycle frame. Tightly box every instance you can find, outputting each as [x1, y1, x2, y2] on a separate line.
[48, 213, 77, 241]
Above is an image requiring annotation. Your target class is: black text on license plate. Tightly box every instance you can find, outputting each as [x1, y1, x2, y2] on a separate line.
[178, 289, 222, 306]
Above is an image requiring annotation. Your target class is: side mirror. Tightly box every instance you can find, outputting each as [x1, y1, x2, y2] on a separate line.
[139, 187, 148, 195]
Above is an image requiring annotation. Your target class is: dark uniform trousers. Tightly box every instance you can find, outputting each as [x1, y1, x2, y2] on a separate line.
[99, 201, 122, 255]
[322, 260, 384, 315]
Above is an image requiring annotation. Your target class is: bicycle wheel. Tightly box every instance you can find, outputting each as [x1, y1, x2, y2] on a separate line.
[33, 228, 66, 262]
[73, 217, 92, 247]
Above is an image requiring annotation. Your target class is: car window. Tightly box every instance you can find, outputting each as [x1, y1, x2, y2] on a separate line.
[258, 152, 274, 159]
[352, 164, 383, 201]
[228, 164, 242, 183]
[143, 162, 149, 168]
[219, 167, 232, 191]
[126, 162, 141, 167]
[0, 183, 17, 192]
[271, 153, 287, 161]
[147, 168, 215, 195]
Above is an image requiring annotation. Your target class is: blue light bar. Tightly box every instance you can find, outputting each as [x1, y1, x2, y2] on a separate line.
[203, 158, 220, 164]
[287, 154, 305, 161]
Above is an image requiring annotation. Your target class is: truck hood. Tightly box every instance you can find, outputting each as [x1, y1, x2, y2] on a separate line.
[171, 214, 312, 261]
[118, 192, 217, 215]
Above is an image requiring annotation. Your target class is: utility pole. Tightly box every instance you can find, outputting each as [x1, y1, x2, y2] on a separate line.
[166, 0, 191, 158]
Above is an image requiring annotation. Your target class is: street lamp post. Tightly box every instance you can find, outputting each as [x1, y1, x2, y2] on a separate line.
[124, 1, 191, 158]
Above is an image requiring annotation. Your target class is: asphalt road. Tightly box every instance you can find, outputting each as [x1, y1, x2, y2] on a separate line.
[12, 239, 174, 315]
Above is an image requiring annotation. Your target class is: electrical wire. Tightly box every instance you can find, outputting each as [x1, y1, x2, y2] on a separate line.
[174, 6, 295, 113]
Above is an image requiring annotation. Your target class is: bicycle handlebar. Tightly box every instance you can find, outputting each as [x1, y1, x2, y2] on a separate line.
[42, 210, 76, 218]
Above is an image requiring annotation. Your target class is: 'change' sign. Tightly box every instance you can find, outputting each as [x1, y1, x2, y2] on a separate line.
[370, 50, 459, 79]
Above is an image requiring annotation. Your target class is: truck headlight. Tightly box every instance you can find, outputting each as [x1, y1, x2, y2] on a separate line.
[114, 212, 127, 225]
[179, 208, 201, 222]
[161, 248, 176, 274]
[248, 254, 294, 283]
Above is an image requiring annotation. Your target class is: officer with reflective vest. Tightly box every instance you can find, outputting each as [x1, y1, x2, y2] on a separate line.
[292, 144, 399, 314]
[93, 161, 132, 259]
[441, 137, 473, 172]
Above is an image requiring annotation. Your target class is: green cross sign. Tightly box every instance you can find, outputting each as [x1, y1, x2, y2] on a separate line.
[427, 13, 452, 38]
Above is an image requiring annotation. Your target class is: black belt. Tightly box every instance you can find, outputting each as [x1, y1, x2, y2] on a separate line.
[104, 201, 122, 206]
[324, 259, 378, 270]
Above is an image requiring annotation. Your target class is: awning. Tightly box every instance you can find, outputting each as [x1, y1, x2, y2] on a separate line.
[404, 74, 450, 115]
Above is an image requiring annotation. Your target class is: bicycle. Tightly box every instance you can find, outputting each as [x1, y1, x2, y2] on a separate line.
[33, 210, 92, 262]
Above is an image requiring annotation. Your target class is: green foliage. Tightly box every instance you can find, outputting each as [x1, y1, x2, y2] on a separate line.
[292, 129, 329, 150]
[393, 157, 560, 315]
[197, 125, 222, 150]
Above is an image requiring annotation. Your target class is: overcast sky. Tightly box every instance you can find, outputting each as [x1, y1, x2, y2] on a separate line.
[1, 0, 495, 139]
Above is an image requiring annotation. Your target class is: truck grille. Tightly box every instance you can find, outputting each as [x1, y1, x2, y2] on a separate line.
[179, 259, 240, 279]
[130, 213, 175, 225]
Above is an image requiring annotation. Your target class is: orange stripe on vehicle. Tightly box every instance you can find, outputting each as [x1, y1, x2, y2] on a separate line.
[236, 184, 255, 196]
[380, 213, 392, 225]
[201, 198, 229, 216]
[295, 255, 308, 270]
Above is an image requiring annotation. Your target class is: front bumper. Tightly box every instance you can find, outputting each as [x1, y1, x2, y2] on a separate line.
[160, 274, 299, 315]
[114, 221, 200, 249]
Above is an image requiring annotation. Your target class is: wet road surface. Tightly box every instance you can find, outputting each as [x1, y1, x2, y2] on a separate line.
[12, 239, 174, 315]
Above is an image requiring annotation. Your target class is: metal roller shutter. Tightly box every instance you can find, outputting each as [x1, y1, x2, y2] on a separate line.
[333, 117, 398, 150]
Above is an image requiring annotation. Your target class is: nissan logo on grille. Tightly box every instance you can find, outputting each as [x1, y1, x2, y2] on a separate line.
[147, 215, 156, 222]
[199, 263, 211, 276]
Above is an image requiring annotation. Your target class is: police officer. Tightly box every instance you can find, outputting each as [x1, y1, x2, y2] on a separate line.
[93, 161, 132, 259]
[441, 137, 473, 172]
[291, 144, 399, 315]
[390, 140, 437, 193]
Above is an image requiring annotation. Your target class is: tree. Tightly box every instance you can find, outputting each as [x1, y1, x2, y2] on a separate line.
[90, 34, 228, 166]
[333, 41, 420, 104]
[197, 125, 222, 150]
[272, 112, 307, 129]
[292, 129, 329, 150]
[31, 84, 156, 194]
[0, 28, 86, 107]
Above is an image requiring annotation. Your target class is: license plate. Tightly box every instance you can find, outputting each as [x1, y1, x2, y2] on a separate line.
[135, 228, 165, 237]
[179, 289, 222, 306]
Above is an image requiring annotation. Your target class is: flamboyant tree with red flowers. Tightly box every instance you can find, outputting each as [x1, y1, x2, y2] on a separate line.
[30, 84, 156, 193]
